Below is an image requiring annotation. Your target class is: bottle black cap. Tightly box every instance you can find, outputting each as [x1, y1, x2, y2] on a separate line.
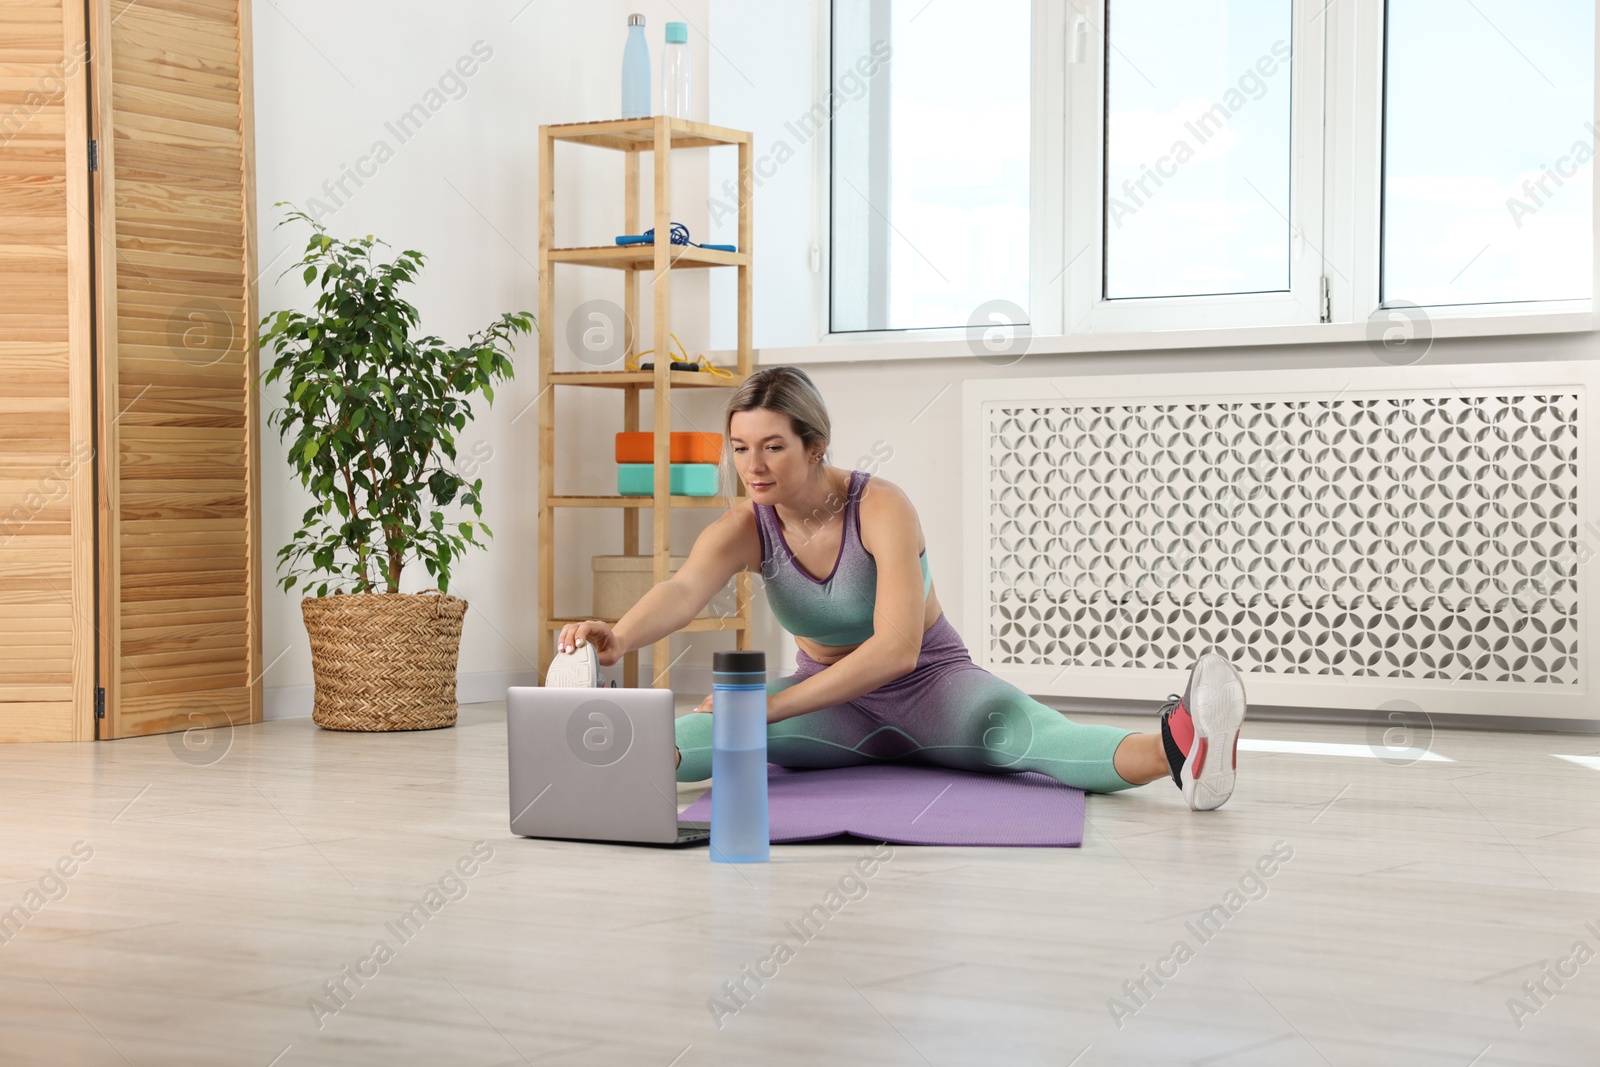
[713, 650, 766, 673]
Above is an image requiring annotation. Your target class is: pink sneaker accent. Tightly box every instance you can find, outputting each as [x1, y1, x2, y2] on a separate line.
[1164, 695, 1196, 755]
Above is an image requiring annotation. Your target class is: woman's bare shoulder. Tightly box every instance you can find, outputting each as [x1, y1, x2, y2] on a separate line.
[701, 498, 763, 570]
[860, 472, 915, 509]
[857, 473, 922, 549]
[732, 497, 762, 528]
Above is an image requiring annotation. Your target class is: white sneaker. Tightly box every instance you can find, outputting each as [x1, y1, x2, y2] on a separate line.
[1158, 652, 1248, 811]
[545, 641, 601, 688]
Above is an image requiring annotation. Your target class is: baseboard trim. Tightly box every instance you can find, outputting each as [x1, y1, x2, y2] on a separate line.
[1035, 695, 1600, 736]
[659, 665, 713, 695]
[263, 669, 541, 721]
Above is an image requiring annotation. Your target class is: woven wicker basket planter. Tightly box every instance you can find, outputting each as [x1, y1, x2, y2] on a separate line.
[301, 591, 467, 731]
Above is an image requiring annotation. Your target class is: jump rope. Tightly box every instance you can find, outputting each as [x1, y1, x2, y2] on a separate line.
[614, 222, 737, 376]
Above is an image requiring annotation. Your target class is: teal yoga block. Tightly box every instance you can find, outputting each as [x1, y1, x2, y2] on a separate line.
[617, 463, 721, 496]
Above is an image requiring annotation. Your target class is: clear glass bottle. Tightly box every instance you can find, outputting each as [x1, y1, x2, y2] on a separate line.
[709, 650, 768, 863]
[661, 21, 690, 119]
[621, 14, 650, 119]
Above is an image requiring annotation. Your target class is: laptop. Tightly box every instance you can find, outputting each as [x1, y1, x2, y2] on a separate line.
[506, 686, 711, 847]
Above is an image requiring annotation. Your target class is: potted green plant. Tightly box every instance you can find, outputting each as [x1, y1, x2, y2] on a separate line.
[259, 205, 535, 731]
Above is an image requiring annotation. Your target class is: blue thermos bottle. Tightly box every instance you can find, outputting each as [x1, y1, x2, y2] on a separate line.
[621, 14, 650, 119]
[710, 650, 769, 863]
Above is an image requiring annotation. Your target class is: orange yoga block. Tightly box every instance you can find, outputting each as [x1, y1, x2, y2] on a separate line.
[615, 431, 724, 464]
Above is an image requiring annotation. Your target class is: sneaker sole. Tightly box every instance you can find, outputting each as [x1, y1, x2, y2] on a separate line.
[1180, 652, 1247, 811]
[545, 645, 600, 688]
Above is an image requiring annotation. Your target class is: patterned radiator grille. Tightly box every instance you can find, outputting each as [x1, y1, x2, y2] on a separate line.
[981, 393, 1580, 685]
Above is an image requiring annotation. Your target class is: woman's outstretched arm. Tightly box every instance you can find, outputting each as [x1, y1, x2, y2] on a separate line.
[608, 506, 754, 662]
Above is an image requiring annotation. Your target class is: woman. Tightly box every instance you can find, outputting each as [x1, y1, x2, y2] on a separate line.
[556, 367, 1248, 810]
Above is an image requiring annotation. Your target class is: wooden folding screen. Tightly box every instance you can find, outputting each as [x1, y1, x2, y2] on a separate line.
[0, 0, 260, 741]
[93, 0, 261, 739]
[0, 0, 97, 741]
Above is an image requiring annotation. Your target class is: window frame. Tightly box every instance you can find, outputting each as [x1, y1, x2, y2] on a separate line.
[805, 0, 1598, 360]
[1065, 0, 1327, 332]
[818, 0, 1061, 342]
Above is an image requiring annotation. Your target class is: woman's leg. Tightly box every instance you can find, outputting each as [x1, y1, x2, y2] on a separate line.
[854, 663, 1149, 794]
[675, 673, 887, 783]
[676, 655, 1169, 793]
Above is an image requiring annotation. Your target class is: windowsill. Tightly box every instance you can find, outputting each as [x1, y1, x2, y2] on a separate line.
[741, 308, 1595, 366]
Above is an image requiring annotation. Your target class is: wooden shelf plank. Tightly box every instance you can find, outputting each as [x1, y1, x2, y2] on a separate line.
[550, 495, 745, 509]
[548, 245, 747, 270]
[548, 369, 741, 388]
[543, 116, 750, 150]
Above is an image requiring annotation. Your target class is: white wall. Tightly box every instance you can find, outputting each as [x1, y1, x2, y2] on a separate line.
[255, 1, 730, 715]
[257, 2, 1599, 718]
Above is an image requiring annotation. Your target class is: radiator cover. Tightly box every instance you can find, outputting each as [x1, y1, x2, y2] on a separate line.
[963, 362, 1598, 721]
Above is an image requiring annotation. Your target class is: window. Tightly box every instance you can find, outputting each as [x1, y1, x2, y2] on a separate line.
[1103, 1, 1295, 300]
[1067, 0, 1325, 332]
[821, 0, 1595, 350]
[830, 0, 1031, 333]
[1381, 0, 1594, 307]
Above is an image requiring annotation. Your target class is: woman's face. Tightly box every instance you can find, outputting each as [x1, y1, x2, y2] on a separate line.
[728, 408, 818, 503]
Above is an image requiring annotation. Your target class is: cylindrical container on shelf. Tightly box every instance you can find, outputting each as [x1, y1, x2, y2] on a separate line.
[622, 14, 651, 119]
[710, 650, 769, 863]
[661, 22, 690, 119]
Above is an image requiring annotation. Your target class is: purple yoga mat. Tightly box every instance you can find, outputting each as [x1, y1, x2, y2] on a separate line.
[680, 763, 1085, 847]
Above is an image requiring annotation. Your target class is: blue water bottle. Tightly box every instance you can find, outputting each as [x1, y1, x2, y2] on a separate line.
[621, 14, 650, 119]
[710, 650, 769, 863]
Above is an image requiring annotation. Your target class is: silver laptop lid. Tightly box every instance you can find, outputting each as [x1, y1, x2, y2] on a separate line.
[506, 687, 680, 844]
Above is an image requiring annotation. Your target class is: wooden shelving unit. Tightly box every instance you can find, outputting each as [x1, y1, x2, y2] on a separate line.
[537, 117, 754, 690]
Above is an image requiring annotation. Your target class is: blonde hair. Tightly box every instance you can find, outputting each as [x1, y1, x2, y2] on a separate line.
[720, 367, 832, 497]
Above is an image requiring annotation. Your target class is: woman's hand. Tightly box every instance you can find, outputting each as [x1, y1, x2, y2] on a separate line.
[694, 690, 792, 722]
[555, 620, 624, 667]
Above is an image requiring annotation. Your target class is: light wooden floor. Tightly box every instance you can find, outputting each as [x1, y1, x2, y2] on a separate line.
[0, 700, 1596, 1066]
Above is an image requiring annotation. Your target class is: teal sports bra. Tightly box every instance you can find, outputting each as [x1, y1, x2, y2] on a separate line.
[753, 469, 931, 646]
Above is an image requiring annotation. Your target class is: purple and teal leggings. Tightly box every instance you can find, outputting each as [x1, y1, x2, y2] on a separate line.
[675, 613, 1140, 794]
